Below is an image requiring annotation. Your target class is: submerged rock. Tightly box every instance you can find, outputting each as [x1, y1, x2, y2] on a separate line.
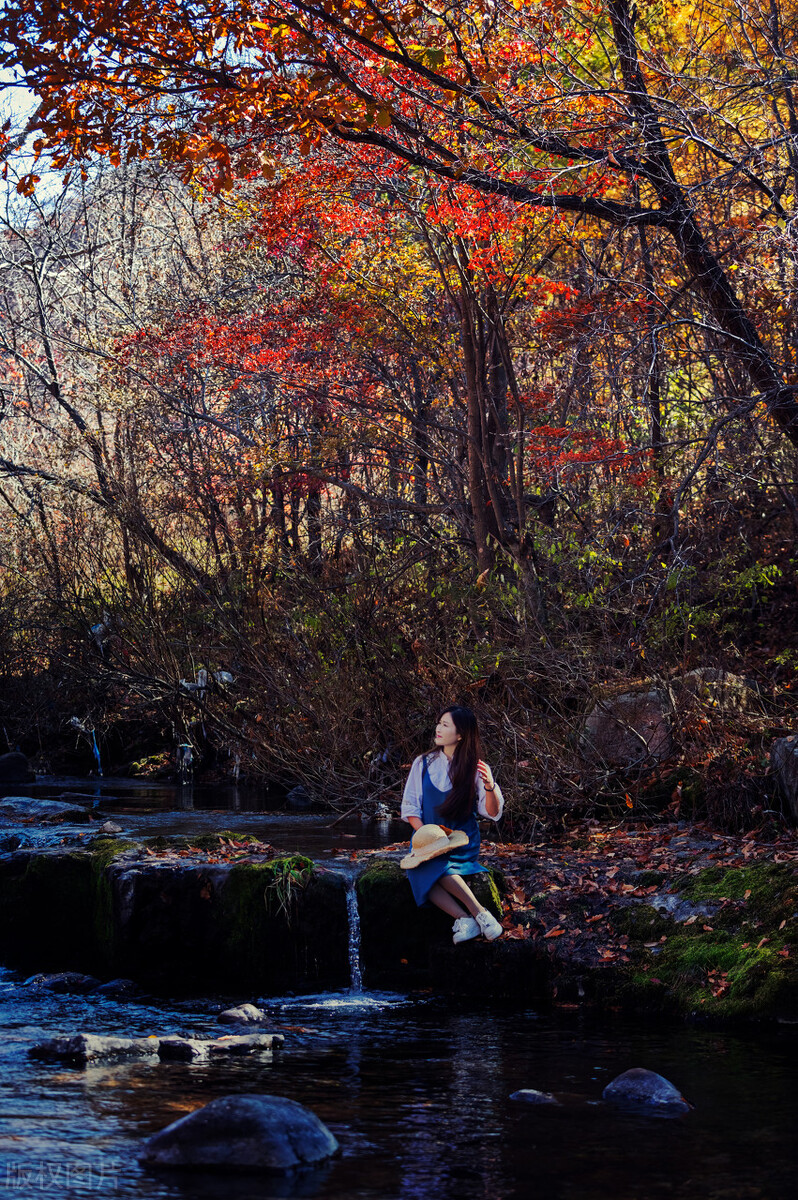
[140, 1093, 338, 1172]
[91, 977, 142, 998]
[218, 1003, 269, 1025]
[24, 971, 101, 993]
[602, 1068, 690, 1114]
[509, 1089, 561, 1106]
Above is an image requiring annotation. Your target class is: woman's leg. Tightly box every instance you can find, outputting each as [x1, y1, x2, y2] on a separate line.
[437, 874, 486, 918]
[427, 882, 471, 919]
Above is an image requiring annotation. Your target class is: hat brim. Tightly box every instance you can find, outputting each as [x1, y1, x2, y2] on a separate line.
[400, 829, 469, 870]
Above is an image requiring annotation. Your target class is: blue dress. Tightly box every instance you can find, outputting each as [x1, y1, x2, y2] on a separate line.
[407, 754, 488, 907]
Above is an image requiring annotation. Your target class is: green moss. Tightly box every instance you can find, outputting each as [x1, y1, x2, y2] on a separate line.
[611, 903, 672, 941]
[607, 862, 798, 1019]
[215, 856, 348, 991]
[649, 926, 798, 1019]
[188, 831, 261, 851]
[219, 856, 314, 960]
[679, 863, 797, 913]
[356, 858, 505, 986]
[87, 838, 136, 966]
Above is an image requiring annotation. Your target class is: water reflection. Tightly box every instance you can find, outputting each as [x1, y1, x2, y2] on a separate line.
[0, 967, 797, 1199]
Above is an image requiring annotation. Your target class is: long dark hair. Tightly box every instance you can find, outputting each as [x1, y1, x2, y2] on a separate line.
[435, 705, 481, 823]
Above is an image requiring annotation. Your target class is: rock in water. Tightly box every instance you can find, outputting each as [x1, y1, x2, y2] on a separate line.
[30, 1033, 160, 1066]
[285, 786, 313, 811]
[157, 1034, 281, 1062]
[509, 1089, 561, 1106]
[140, 1094, 338, 1172]
[0, 797, 90, 824]
[24, 972, 101, 993]
[603, 1068, 691, 1114]
[92, 978, 142, 998]
[218, 1003, 269, 1025]
[0, 752, 34, 785]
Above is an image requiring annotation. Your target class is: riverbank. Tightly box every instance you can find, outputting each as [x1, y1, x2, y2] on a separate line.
[1, 817, 796, 1022]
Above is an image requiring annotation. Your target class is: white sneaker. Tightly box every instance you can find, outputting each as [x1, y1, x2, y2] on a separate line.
[452, 917, 480, 944]
[475, 910, 503, 941]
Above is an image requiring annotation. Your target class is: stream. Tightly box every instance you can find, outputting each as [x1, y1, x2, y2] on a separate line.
[1, 780, 797, 1198]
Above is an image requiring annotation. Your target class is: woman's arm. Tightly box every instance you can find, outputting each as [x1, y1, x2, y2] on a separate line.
[400, 756, 425, 829]
[476, 760, 503, 820]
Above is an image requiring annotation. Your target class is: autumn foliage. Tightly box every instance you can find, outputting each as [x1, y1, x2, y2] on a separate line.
[0, 2, 796, 818]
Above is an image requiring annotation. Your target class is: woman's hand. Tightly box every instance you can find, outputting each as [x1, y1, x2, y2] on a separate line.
[477, 760, 500, 817]
[477, 760, 495, 790]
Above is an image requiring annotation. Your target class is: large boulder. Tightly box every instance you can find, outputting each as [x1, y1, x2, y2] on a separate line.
[140, 1094, 338, 1172]
[0, 752, 34, 786]
[771, 735, 798, 823]
[681, 667, 758, 712]
[602, 1068, 690, 1114]
[580, 689, 673, 771]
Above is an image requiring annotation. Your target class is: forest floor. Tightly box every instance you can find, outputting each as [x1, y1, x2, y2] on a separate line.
[357, 818, 798, 1019]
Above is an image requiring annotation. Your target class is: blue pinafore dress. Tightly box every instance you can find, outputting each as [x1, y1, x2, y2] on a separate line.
[407, 754, 487, 906]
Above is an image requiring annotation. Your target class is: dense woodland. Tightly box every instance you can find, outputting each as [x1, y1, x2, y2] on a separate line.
[0, 1, 796, 827]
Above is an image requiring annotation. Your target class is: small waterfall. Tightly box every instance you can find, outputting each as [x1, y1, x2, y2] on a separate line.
[90, 730, 103, 777]
[344, 875, 363, 993]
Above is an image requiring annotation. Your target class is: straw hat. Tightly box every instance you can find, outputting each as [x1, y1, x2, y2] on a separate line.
[400, 823, 469, 870]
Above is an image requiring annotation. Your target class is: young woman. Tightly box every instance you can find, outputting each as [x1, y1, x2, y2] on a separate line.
[400, 705, 504, 944]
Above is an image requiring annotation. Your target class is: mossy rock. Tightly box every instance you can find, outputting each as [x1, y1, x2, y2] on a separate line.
[356, 859, 503, 986]
[0, 841, 135, 975]
[678, 863, 798, 917]
[610, 903, 672, 942]
[216, 856, 349, 991]
[609, 863, 798, 1020]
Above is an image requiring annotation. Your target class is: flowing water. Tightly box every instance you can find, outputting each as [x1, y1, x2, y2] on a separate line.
[1, 969, 797, 1200]
[1, 782, 798, 1198]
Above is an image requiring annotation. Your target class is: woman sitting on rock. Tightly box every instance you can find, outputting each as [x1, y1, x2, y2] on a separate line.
[400, 705, 504, 944]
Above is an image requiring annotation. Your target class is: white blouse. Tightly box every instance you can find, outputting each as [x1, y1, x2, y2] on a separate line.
[400, 750, 504, 823]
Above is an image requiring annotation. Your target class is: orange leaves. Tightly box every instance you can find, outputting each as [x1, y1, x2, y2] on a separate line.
[15, 173, 40, 196]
